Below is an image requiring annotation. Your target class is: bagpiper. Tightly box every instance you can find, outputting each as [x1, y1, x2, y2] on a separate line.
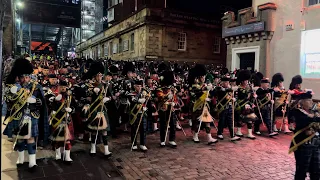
[48, 81, 74, 163]
[271, 73, 292, 134]
[3, 58, 49, 171]
[119, 62, 135, 131]
[81, 61, 112, 157]
[189, 64, 218, 144]
[235, 70, 258, 139]
[288, 92, 320, 179]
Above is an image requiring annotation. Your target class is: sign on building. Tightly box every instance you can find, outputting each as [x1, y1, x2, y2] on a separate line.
[222, 22, 265, 38]
[108, 8, 115, 23]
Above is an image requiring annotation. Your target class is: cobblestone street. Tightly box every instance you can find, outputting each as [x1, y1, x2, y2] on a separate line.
[2, 121, 297, 180]
[108, 121, 296, 180]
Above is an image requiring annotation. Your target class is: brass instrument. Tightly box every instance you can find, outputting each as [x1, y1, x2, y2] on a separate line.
[130, 90, 151, 125]
[274, 89, 289, 110]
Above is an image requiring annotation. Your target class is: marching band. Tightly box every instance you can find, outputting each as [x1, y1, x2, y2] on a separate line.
[2, 57, 320, 179]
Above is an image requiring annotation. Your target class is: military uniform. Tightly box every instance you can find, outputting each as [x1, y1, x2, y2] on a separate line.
[288, 93, 320, 179]
[3, 58, 49, 171]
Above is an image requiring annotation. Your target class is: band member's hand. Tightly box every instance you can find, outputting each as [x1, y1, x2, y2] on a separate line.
[138, 98, 146, 104]
[232, 98, 236, 102]
[94, 88, 100, 94]
[253, 93, 258, 99]
[56, 94, 62, 101]
[171, 102, 175, 106]
[245, 104, 250, 109]
[36, 98, 42, 106]
[206, 84, 213, 91]
[205, 98, 211, 102]
[286, 101, 289, 104]
[103, 97, 111, 103]
[271, 100, 274, 104]
[65, 107, 72, 113]
[288, 90, 295, 95]
[27, 97, 37, 104]
[143, 107, 148, 111]
[10, 86, 18, 94]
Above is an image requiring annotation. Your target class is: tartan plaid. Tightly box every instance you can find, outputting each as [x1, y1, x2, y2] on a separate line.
[294, 144, 320, 179]
[3, 83, 50, 146]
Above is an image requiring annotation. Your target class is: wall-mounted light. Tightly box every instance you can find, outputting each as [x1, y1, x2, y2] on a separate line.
[16, 18, 21, 22]
[17, 1, 24, 8]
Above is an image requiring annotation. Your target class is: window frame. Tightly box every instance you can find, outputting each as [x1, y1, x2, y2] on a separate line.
[213, 36, 221, 54]
[309, 0, 320, 6]
[130, 33, 135, 51]
[178, 32, 187, 51]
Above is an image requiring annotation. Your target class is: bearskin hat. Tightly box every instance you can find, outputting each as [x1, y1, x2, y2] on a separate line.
[188, 67, 197, 85]
[221, 67, 229, 75]
[271, 73, 284, 87]
[160, 70, 175, 86]
[236, 70, 251, 85]
[122, 62, 135, 76]
[289, 75, 303, 90]
[251, 72, 263, 87]
[109, 65, 119, 75]
[158, 63, 168, 74]
[83, 61, 105, 80]
[59, 81, 68, 87]
[6, 58, 34, 84]
[255, 72, 264, 81]
[193, 64, 207, 77]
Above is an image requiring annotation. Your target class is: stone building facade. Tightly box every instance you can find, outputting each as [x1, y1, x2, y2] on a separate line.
[77, 8, 226, 65]
[222, 0, 320, 99]
[221, 3, 276, 77]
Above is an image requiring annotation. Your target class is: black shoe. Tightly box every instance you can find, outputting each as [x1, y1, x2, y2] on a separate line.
[89, 152, 96, 157]
[28, 165, 37, 173]
[63, 161, 73, 165]
[16, 163, 23, 168]
[105, 153, 112, 158]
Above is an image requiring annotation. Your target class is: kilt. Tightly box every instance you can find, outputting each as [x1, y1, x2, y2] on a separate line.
[3, 117, 39, 138]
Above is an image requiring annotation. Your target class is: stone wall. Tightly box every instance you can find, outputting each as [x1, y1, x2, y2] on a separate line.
[2, 18, 13, 55]
[78, 7, 226, 65]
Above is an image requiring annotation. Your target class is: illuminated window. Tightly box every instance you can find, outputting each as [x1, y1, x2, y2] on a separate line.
[300, 29, 320, 78]
[213, 37, 221, 54]
[178, 32, 187, 51]
[309, 0, 320, 6]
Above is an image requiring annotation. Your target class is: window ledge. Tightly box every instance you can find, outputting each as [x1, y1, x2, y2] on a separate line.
[178, 49, 186, 52]
[306, 4, 320, 10]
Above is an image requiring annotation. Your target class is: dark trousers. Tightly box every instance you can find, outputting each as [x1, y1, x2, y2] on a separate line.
[218, 107, 235, 137]
[159, 110, 176, 142]
[254, 106, 273, 133]
[294, 144, 320, 180]
[119, 104, 129, 124]
[107, 103, 119, 137]
[131, 114, 147, 145]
